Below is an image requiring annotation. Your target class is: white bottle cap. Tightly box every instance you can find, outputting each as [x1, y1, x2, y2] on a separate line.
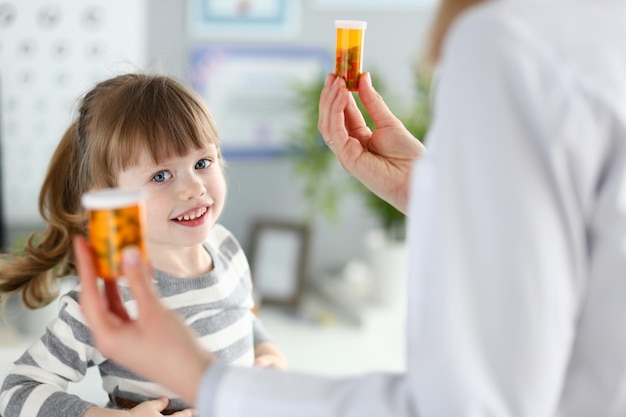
[335, 20, 367, 30]
[81, 188, 145, 210]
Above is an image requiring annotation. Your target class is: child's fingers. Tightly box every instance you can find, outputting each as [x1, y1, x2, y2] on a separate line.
[129, 397, 170, 414]
[146, 397, 197, 417]
[170, 409, 198, 417]
[254, 355, 276, 368]
[152, 396, 169, 411]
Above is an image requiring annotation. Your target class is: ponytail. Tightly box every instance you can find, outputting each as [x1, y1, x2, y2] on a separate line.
[0, 122, 86, 309]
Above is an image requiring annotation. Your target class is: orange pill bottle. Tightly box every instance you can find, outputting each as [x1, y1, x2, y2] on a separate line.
[81, 188, 147, 280]
[335, 20, 367, 91]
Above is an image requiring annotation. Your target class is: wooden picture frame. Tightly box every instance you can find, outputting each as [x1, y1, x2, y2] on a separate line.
[248, 219, 309, 309]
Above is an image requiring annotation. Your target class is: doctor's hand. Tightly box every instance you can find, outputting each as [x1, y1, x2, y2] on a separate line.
[74, 236, 213, 406]
[318, 72, 426, 214]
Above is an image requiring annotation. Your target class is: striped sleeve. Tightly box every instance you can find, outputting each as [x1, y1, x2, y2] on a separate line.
[209, 225, 275, 348]
[0, 290, 104, 417]
[208, 224, 255, 312]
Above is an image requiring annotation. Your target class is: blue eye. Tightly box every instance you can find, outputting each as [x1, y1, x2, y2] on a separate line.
[195, 158, 212, 170]
[152, 171, 172, 183]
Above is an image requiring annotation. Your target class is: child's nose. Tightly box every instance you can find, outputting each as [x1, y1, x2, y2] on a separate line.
[178, 175, 205, 200]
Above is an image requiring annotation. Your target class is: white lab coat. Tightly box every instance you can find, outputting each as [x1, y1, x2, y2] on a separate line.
[199, 1, 626, 416]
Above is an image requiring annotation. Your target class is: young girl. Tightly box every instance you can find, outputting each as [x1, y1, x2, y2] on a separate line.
[0, 73, 286, 416]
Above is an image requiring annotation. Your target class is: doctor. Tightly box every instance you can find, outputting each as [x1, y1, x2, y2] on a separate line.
[76, 0, 626, 415]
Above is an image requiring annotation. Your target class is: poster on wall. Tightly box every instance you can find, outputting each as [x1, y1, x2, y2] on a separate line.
[0, 0, 147, 227]
[187, 0, 301, 40]
[190, 46, 331, 157]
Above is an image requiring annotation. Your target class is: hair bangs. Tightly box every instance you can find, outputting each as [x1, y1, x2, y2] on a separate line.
[109, 77, 221, 173]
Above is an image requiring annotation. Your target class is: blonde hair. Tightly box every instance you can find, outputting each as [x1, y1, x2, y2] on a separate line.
[0, 73, 221, 309]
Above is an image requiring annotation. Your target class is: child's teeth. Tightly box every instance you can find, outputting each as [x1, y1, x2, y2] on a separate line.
[177, 208, 206, 221]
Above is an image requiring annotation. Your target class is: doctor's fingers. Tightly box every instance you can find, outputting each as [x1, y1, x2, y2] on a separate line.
[358, 72, 404, 130]
[74, 235, 122, 337]
[317, 73, 337, 132]
[103, 280, 130, 322]
[344, 87, 372, 146]
[318, 75, 353, 147]
[120, 246, 164, 319]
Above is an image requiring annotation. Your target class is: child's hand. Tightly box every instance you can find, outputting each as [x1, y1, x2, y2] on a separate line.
[253, 341, 288, 369]
[254, 354, 286, 369]
[128, 397, 197, 417]
[84, 397, 197, 416]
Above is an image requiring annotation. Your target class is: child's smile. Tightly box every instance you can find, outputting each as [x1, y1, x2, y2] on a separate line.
[172, 205, 210, 226]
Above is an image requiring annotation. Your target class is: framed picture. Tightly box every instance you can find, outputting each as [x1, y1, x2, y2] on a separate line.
[190, 46, 331, 158]
[187, 0, 301, 40]
[314, 0, 436, 10]
[248, 220, 310, 308]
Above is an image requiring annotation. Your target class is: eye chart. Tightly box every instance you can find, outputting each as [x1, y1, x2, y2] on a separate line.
[0, 0, 146, 226]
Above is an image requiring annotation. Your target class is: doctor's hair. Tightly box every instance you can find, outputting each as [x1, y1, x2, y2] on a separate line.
[0, 73, 221, 309]
[422, 0, 484, 72]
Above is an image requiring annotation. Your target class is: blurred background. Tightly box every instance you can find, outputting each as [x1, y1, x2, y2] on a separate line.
[0, 0, 436, 405]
